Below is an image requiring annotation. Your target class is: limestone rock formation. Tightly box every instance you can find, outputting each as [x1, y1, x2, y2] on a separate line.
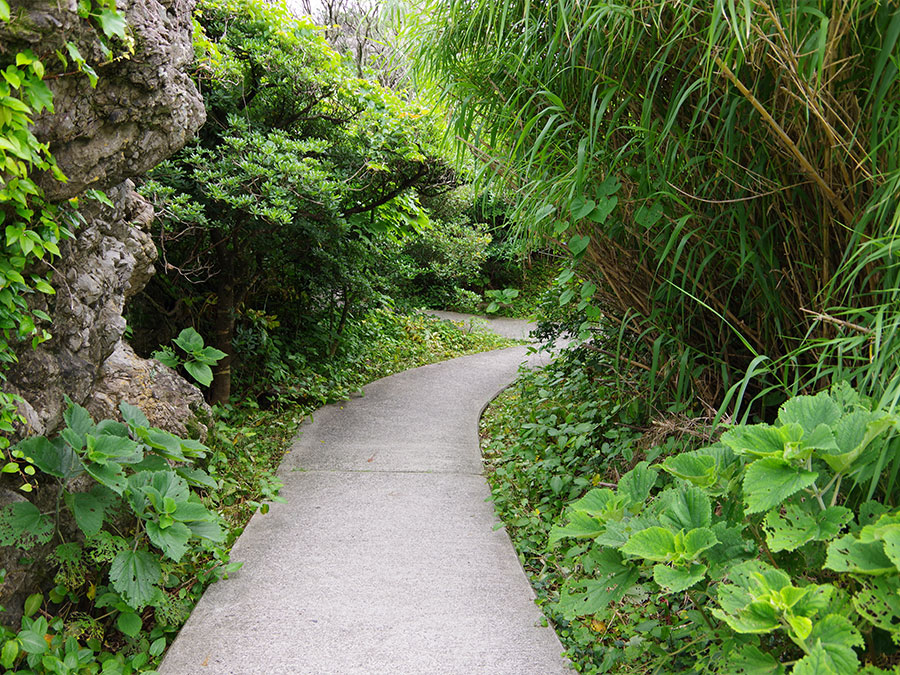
[2, 0, 206, 437]
[1, 0, 207, 626]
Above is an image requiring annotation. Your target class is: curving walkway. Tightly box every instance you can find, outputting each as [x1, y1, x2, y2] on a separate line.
[161, 316, 570, 674]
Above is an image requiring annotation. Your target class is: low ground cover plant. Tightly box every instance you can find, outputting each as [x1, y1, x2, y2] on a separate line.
[484, 368, 900, 673]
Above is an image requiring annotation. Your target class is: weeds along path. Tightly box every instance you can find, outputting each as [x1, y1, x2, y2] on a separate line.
[161, 316, 570, 674]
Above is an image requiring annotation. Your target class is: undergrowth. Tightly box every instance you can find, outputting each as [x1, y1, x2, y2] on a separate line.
[0, 309, 516, 674]
[482, 350, 900, 674]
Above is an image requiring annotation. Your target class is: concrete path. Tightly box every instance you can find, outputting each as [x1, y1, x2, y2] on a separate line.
[161, 317, 570, 674]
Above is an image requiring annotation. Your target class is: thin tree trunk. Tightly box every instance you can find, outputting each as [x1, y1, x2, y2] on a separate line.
[209, 231, 236, 405]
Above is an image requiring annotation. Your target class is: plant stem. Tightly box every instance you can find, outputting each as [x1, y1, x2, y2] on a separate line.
[687, 589, 716, 633]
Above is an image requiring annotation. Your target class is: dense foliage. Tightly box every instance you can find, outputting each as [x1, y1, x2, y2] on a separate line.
[138, 0, 457, 403]
[411, 0, 900, 416]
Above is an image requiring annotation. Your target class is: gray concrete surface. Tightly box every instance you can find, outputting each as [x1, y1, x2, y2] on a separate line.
[160, 319, 571, 674]
[423, 310, 537, 340]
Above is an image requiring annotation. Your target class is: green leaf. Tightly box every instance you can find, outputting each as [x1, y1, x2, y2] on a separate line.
[653, 563, 707, 593]
[567, 234, 590, 257]
[742, 458, 818, 514]
[119, 401, 149, 428]
[777, 392, 841, 434]
[661, 452, 717, 487]
[0, 501, 53, 548]
[88, 433, 142, 464]
[825, 535, 895, 575]
[183, 360, 213, 386]
[194, 345, 227, 365]
[85, 461, 128, 494]
[109, 550, 161, 610]
[792, 644, 838, 675]
[683, 528, 718, 559]
[96, 9, 128, 40]
[152, 348, 180, 368]
[15, 436, 84, 479]
[569, 197, 595, 219]
[555, 549, 639, 619]
[116, 611, 142, 638]
[587, 195, 617, 224]
[0, 0, 10, 22]
[1, 638, 19, 669]
[65, 491, 107, 536]
[802, 614, 863, 674]
[548, 510, 605, 545]
[721, 424, 792, 458]
[634, 201, 663, 229]
[187, 519, 225, 542]
[763, 504, 851, 552]
[63, 400, 94, 439]
[616, 461, 657, 505]
[720, 645, 784, 675]
[711, 601, 780, 634]
[851, 576, 900, 638]
[18, 629, 47, 655]
[23, 592, 42, 617]
[658, 486, 711, 530]
[173, 327, 204, 353]
[621, 526, 677, 562]
[145, 520, 191, 562]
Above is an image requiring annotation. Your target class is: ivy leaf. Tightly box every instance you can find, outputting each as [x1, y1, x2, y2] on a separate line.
[145, 520, 191, 562]
[109, 550, 161, 610]
[777, 392, 841, 434]
[183, 360, 213, 386]
[567, 234, 590, 257]
[0, 0, 10, 22]
[587, 195, 617, 224]
[653, 563, 707, 593]
[569, 197, 595, 220]
[763, 504, 852, 552]
[621, 526, 676, 562]
[742, 458, 818, 514]
[96, 9, 128, 41]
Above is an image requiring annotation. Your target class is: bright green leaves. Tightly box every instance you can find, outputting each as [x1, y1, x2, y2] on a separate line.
[709, 560, 861, 672]
[777, 391, 842, 433]
[742, 458, 818, 514]
[153, 326, 226, 387]
[621, 526, 717, 564]
[763, 504, 851, 552]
